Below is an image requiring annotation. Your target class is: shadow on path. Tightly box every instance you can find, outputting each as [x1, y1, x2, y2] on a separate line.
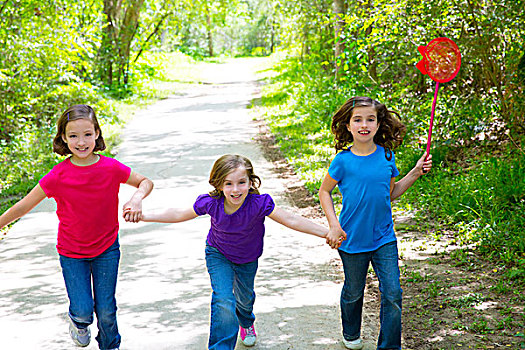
[0, 58, 377, 349]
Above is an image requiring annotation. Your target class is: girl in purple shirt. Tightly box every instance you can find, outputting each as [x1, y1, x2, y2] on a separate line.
[136, 154, 337, 350]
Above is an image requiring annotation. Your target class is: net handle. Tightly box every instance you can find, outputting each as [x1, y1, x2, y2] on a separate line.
[425, 81, 440, 158]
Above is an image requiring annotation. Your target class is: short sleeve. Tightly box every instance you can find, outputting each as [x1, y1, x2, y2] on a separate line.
[259, 194, 275, 217]
[391, 152, 400, 178]
[111, 158, 132, 183]
[193, 194, 212, 216]
[39, 166, 58, 198]
[328, 153, 344, 182]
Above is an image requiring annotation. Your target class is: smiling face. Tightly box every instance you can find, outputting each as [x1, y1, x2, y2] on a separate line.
[62, 118, 100, 165]
[347, 106, 379, 146]
[220, 166, 251, 214]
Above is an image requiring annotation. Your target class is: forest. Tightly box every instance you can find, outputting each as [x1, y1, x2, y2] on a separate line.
[1, 0, 524, 347]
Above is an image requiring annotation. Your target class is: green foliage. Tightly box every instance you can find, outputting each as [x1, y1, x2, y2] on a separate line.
[0, 0, 522, 281]
[0, 51, 199, 219]
[0, 0, 101, 139]
[398, 151, 525, 269]
[255, 0, 525, 280]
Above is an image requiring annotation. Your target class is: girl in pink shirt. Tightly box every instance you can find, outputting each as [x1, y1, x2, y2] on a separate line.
[0, 104, 153, 350]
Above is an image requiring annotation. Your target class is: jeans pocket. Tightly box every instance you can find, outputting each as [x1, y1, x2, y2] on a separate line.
[205, 242, 220, 253]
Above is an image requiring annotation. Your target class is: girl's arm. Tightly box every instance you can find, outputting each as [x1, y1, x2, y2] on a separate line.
[141, 207, 198, 223]
[268, 207, 328, 238]
[123, 171, 154, 222]
[390, 153, 432, 201]
[0, 184, 47, 230]
[319, 173, 347, 249]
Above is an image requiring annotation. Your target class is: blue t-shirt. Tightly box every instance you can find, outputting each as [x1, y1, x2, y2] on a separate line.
[193, 193, 275, 264]
[328, 145, 399, 254]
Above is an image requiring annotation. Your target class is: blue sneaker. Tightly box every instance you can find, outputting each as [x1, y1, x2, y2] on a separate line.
[69, 318, 91, 347]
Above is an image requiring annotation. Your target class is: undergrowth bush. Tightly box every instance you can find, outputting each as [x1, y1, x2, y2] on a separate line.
[257, 52, 525, 282]
[401, 150, 525, 273]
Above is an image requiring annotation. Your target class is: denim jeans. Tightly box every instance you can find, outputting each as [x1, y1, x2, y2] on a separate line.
[205, 244, 258, 350]
[59, 237, 121, 350]
[338, 241, 402, 350]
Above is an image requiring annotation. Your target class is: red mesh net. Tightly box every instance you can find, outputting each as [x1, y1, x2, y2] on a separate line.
[417, 37, 461, 83]
[426, 39, 461, 82]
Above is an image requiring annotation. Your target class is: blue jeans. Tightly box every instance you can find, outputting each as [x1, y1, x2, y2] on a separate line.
[338, 241, 402, 350]
[59, 237, 121, 350]
[205, 244, 258, 350]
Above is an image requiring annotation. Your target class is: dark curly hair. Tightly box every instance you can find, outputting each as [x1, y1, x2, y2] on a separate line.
[331, 96, 406, 159]
[208, 154, 261, 198]
[53, 104, 106, 156]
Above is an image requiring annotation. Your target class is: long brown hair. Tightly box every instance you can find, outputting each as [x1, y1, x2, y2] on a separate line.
[208, 154, 261, 198]
[53, 104, 106, 156]
[331, 96, 406, 159]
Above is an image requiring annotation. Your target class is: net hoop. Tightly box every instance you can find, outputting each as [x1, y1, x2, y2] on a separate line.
[416, 37, 461, 83]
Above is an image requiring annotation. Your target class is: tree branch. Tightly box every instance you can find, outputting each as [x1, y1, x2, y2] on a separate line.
[0, 0, 10, 17]
[133, 12, 170, 63]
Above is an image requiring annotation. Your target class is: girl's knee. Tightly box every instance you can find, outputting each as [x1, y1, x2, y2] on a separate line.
[387, 284, 402, 298]
[382, 287, 403, 308]
[95, 302, 117, 323]
[341, 284, 364, 302]
[212, 291, 236, 310]
[211, 293, 237, 325]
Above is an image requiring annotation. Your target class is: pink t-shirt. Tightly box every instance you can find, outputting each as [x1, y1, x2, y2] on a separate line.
[39, 156, 131, 258]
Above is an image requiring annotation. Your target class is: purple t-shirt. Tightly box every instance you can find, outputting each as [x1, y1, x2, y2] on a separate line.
[193, 193, 275, 264]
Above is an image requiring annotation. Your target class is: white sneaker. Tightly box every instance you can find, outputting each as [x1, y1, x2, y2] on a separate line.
[342, 337, 363, 349]
[68, 318, 91, 347]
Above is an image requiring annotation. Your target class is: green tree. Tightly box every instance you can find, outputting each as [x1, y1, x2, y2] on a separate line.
[0, 0, 101, 140]
[97, 0, 145, 87]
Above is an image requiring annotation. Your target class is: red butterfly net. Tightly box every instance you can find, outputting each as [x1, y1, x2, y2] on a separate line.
[417, 37, 461, 83]
[416, 37, 461, 156]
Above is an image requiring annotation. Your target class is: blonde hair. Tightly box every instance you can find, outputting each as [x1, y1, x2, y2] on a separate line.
[209, 154, 261, 198]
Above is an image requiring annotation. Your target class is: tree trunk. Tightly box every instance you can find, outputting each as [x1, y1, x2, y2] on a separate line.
[98, 0, 120, 86]
[365, 21, 377, 82]
[333, 0, 345, 78]
[204, 1, 214, 57]
[118, 0, 144, 84]
[518, 51, 525, 84]
[270, 21, 275, 53]
[97, 0, 144, 87]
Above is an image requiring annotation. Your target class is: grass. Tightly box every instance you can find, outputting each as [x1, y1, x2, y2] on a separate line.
[401, 250, 524, 349]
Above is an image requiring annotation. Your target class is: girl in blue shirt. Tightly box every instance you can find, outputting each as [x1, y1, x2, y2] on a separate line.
[318, 96, 433, 350]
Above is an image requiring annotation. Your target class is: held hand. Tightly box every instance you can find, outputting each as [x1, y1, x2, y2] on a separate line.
[123, 208, 140, 223]
[122, 199, 143, 223]
[416, 153, 433, 175]
[326, 227, 347, 249]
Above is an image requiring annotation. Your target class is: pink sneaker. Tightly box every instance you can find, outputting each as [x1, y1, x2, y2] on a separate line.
[240, 324, 257, 347]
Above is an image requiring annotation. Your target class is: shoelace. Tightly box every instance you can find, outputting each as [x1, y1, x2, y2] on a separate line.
[245, 326, 255, 336]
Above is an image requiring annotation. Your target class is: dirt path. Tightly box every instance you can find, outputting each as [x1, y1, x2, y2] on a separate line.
[0, 58, 380, 349]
